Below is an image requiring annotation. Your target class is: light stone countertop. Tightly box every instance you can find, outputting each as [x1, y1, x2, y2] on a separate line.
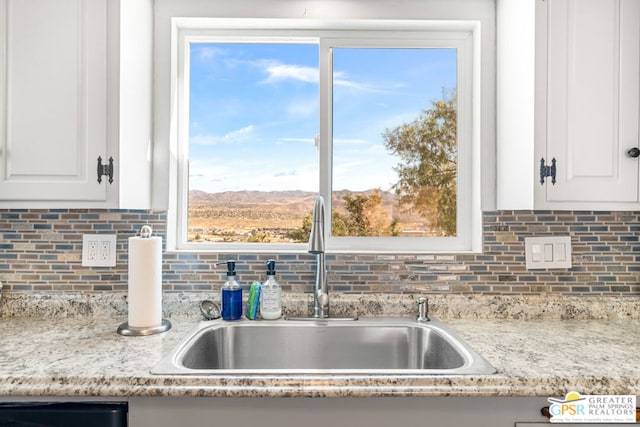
[0, 300, 638, 398]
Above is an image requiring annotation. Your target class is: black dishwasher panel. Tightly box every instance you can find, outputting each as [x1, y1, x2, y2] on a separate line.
[0, 402, 127, 427]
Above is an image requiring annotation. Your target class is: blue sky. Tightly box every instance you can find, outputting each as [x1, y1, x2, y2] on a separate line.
[188, 43, 456, 193]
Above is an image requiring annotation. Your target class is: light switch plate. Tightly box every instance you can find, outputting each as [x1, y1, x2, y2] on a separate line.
[525, 236, 571, 270]
[82, 234, 117, 267]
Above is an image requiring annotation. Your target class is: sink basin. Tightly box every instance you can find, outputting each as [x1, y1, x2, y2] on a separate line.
[152, 317, 495, 375]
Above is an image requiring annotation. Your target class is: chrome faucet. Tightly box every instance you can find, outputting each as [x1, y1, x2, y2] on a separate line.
[309, 196, 329, 318]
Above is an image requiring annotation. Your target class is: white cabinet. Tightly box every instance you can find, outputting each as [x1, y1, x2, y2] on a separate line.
[534, 0, 640, 209]
[0, 0, 107, 203]
[0, 0, 152, 208]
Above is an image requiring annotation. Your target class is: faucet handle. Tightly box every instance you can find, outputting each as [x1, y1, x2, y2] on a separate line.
[417, 297, 430, 322]
[317, 290, 329, 307]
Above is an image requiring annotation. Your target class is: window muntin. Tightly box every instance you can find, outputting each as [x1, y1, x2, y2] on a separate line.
[174, 26, 477, 253]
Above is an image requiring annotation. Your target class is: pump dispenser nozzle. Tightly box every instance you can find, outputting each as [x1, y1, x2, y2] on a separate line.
[226, 260, 236, 276]
[266, 259, 276, 275]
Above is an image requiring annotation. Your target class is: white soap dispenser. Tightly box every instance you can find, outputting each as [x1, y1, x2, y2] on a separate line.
[260, 259, 282, 320]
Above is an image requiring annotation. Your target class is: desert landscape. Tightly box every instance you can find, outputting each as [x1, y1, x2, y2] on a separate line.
[188, 189, 437, 242]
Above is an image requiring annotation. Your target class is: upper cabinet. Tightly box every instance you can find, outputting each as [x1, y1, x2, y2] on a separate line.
[534, 0, 640, 209]
[0, 0, 152, 208]
[497, 0, 640, 211]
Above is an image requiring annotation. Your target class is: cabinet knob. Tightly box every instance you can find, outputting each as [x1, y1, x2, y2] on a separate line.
[626, 147, 640, 158]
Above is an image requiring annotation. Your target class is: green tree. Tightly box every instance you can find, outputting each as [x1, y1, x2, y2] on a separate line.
[285, 212, 313, 242]
[382, 90, 457, 236]
[339, 193, 371, 236]
[333, 189, 399, 237]
[288, 190, 399, 241]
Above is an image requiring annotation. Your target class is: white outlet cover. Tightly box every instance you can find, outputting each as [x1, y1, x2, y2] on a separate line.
[82, 234, 117, 267]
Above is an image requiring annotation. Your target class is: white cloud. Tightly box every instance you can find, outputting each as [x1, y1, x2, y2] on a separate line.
[222, 125, 254, 143]
[334, 70, 408, 95]
[190, 125, 255, 146]
[261, 64, 318, 84]
[197, 46, 226, 62]
[274, 170, 299, 177]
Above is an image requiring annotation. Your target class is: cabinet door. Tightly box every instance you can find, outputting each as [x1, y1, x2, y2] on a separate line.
[0, 0, 109, 202]
[537, 0, 640, 205]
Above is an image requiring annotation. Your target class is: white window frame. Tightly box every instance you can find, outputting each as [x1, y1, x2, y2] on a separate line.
[167, 19, 482, 254]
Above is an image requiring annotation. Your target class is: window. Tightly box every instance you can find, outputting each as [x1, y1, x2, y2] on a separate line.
[187, 42, 320, 245]
[170, 20, 480, 253]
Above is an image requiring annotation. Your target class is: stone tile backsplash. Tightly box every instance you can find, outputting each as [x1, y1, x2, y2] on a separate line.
[0, 209, 638, 295]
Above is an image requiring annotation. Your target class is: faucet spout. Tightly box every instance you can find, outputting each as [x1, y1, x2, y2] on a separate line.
[308, 196, 325, 254]
[309, 196, 328, 318]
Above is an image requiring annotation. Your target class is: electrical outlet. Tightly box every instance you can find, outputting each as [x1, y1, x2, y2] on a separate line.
[100, 241, 110, 260]
[88, 241, 98, 260]
[82, 234, 117, 267]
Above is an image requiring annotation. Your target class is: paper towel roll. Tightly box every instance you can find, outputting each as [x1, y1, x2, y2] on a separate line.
[128, 235, 163, 328]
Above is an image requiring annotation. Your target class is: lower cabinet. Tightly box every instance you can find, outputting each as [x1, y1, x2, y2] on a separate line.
[2, 396, 635, 426]
[128, 396, 552, 427]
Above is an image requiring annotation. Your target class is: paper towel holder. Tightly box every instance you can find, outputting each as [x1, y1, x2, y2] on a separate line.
[117, 319, 171, 336]
[117, 225, 172, 336]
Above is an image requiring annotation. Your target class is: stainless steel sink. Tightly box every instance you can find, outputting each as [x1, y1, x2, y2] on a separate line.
[152, 317, 495, 375]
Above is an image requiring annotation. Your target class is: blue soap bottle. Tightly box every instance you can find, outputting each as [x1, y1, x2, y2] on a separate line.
[221, 260, 242, 321]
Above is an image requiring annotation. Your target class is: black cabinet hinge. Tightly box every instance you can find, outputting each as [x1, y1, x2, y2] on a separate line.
[97, 156, 114, 184]
[539, 157, 556, 185]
